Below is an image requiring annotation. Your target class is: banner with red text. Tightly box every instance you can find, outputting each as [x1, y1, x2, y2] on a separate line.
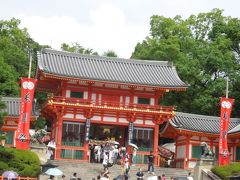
[219, 97, 234, 165]
[15, 78, 37, 150]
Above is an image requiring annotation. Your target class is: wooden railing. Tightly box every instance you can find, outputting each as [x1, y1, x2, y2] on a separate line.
[0, 177, 37, 180]
[45, 96, 175, 113]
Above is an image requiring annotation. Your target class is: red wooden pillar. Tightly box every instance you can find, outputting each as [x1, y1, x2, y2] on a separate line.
[83, 137, 89, 161]
[153, 124, 159, 166]
[56, 114, 63, 159]
[184, 136, 190, 169]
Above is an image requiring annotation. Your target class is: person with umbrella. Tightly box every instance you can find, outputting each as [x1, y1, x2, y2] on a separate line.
[2, 171, 18, 180]
[45, 167, 63, 179]
[48, 175, 54, 180]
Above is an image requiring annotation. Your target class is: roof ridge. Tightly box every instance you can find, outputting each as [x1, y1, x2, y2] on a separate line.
[42, 48, 171, 66]
[170, 112, 240, 134]
[2, 97, 21, 101]
[176, 111, 240, 121]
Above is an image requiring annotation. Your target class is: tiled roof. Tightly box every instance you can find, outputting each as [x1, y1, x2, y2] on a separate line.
[1, 97, 38, 117]
[170, 112, 240, 134]
[228, 124, 240, 134]
[37, 48, 188, 88]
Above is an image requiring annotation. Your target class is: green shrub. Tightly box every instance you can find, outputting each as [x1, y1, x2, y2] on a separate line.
[14, 149, 40, 165]
[0, 161, 9, 174]
[0, 147, 40, 177]
[20, 165, 41, 177]
[0, 148, 14, 161]
[212, 162, 240, 180]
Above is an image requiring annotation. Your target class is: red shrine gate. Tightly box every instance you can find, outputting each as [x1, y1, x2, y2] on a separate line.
[36, 48, 188, 164]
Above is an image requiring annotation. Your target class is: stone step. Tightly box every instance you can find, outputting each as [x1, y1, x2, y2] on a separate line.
[40, 160, 191, 180]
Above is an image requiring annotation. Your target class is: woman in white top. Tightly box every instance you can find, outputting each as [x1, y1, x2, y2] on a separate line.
[46, 147, 53, 160]
[102, 152, 109, 170]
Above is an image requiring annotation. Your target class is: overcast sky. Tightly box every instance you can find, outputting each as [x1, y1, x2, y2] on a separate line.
[1, 0, 239, 58]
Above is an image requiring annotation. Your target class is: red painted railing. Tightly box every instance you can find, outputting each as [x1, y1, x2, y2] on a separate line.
[0, 177, 37, 180]
[46, 96, 175, 113]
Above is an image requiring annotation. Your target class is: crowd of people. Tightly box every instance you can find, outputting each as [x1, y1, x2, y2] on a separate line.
[49, 169, 193, 180]
[46, 141, 193, 180]
[89, 142, 133, 176]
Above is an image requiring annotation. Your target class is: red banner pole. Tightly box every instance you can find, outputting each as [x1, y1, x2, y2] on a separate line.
[15, 78, 37, 150]
[219, 97, 234, 166]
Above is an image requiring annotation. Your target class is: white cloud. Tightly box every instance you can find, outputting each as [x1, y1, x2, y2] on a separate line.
[17, 4, 149, 58]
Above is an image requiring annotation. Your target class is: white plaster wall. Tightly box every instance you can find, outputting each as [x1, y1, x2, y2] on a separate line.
[120, 96, 123, 104]
[201, 137, 209, 141]
[134, 96, 138, 104]
[92, 116, 101, 121]
[145, 120, 154, 125]
[125, 96, 130, 105]
[66, 90, 71, 97]
[76, 114, 84, 119]
[191, 136, 199, 140]
[103, 117, 117, 122]
[189, 144, 192, 159]
[150, 98, 155, 105]
[91, 93, 96, 103]
[178, 136, 186, 141]
[83, 91, 88, 99]
[63, 113, 74, 118]
[134, 120, 143, 125]
[177, 145, 186, 158]
[99, 94, 102, 104]
[119, 118, 128, 123]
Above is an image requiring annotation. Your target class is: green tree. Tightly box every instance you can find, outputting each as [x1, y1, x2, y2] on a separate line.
[61, 42, 98, 55]
[0, 57, 20, 96]
[0, 18, 40, 97]
[132, 9, 240, 116]
[103, 50, 118, 57]
[0, 97, 7, 128]
[0, 18, 40, 78]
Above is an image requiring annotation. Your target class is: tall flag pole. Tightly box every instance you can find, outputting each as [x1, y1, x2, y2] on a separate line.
[219, 77, 234, 165]
[15, 51, 37, 150]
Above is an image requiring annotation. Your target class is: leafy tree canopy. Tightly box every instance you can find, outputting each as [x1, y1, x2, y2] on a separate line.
[131, 9, 240, 117]
[103, 50, 118, 57]
[0, 18, 40, 97]
[61, 42, 98, 55]
[0, 97, 7, 128]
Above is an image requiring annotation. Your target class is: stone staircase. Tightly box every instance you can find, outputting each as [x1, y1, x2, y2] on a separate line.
[40, 160, 191, 180]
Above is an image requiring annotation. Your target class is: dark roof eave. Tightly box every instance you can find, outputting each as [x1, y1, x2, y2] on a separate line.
[175, 128, 219, 135]
[42, 72, 189, 90]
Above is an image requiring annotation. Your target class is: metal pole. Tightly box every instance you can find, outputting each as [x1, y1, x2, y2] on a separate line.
[28, 51, 32, 78]
[226, 77, 229, 98]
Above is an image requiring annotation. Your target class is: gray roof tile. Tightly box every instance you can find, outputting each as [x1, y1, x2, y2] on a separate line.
[228, 124, 240, 134]
[170, 112, 240, 134]
[37, 48, 188, 88]
[1, 97, 38, 117]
